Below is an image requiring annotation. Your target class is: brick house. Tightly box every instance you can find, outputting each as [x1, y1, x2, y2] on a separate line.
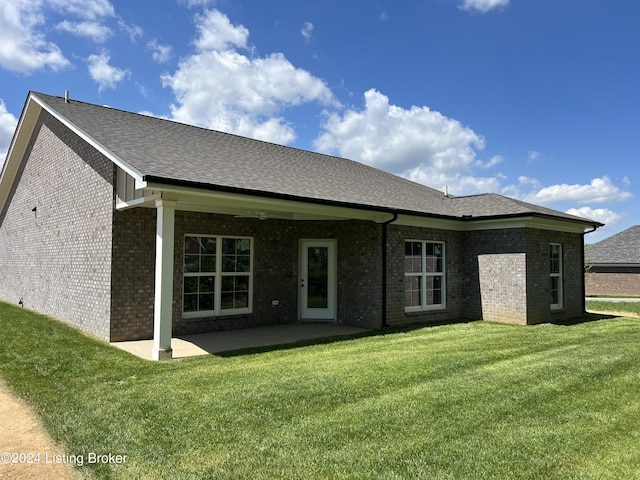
[585, 225, 640, 297]
[0, 92, 602, 359]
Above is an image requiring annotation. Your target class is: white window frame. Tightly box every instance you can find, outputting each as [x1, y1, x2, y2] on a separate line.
[404, 240, 446, 312]
[183, 235, 253, 318]
[550, 243, 563, 310]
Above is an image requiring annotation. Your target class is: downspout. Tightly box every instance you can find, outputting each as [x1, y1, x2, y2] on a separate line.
[582, 224, 599, 314]
[381, 211, 398, 328]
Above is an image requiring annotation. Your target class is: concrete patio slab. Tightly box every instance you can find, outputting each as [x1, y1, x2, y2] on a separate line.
[111, 323, 371, 360]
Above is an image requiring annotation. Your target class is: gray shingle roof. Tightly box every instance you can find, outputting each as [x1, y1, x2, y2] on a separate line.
[586, 225, 640, 264]
[32, 92, 600, 225]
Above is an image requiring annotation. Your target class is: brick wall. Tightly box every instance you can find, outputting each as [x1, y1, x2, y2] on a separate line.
[385, 225, 464, 326]
[171, 212, 299, 335]
[171, 215, 383, 335]
[109, 210, 383, 340]
[110, 207, 156, 341]
[477, 253, 527, 324]
[461, 228, 527, 323]
[525, 229, 585, 323]
[586, 267, 640, 297]
[384, 226, 586, 326]
[0, 111, 114, 339]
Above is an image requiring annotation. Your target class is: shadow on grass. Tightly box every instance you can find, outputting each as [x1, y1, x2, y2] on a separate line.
[551, 312, 623, 326]
[214, 318, 478, 358]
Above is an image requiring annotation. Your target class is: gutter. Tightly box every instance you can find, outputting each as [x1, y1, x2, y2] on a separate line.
[381, 211, 398, 328]
[143, 175, 602, 229]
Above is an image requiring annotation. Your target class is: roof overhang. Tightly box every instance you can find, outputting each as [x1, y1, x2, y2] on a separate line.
[396, 212, 594, 233]
[135, 178, 396, 222]
[134, 176, 599, 233]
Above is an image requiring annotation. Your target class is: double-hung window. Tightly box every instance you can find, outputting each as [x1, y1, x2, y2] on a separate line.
[183, 235, 252, 317]
[405, 240, 445, 312]
[550, 243, 563, 309]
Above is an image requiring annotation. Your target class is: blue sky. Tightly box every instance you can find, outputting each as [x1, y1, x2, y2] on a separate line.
[1, 0, 637, 242]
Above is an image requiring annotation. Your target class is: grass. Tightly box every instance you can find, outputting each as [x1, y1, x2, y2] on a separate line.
[1, 303, 640, 479]
[586, 299, 640, 317]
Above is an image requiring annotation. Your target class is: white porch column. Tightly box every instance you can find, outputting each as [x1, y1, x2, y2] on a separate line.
[152, 199, 176, 361]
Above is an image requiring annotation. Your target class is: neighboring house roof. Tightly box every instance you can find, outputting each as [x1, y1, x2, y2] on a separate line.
[1, 91, 602, 229]
[586, 225, 640, 265]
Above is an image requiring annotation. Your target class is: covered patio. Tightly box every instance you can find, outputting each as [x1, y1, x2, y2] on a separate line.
[111, 323, 371, 360]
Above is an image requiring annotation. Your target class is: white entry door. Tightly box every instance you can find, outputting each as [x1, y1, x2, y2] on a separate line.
[300, 240, 336, 320]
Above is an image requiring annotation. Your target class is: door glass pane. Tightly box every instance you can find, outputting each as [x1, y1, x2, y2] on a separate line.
[307, 247, 328, 309]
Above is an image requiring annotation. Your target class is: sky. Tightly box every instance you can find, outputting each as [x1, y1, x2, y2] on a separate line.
[0, 0, 638, 242]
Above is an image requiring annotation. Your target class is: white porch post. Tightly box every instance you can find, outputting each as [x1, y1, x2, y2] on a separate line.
[152, 199, 176, 361]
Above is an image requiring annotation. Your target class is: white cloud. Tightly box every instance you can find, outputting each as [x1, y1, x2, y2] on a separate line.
[301, 21, 314, 41]
[181, 0, 216, 8]
[161, 9, 336, 144]
[315, 89, 485, 180]
[194, 9, 248, 51]
[566, 206, 621, 226]
[528, 176, 634, 205]
[0, 0, 71, 73]
[518, 175, 541, 188]
[527, 150, 541, 162]
[459, 0, 509, 13]
[87, 52, 129, 92]
[148, 40, 172, 63]
[118, 19, 143, 42]
[0, 0, 118, 74]
[56, 20, 112, 43]
[0, 99, 19, 171]
[476, 155, 503, 169]
[47, 0, 115, 20]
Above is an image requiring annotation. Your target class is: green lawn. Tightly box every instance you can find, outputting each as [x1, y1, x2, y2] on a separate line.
[586, 299, 640, 317]
[1, 303, 640, 479]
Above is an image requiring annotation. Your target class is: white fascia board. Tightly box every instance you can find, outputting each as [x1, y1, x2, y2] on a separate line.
[395, 213, 590, 233]
[135, 181, 593, 233]
[30, 94, 144, 183]
[395, 214, 463, 230]
[115, 193, 162, 210]
[461, 216, 589, 233]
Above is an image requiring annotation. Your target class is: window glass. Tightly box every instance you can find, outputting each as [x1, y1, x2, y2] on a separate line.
[549, 243, 562, 308]
[404, 241, 423, 273]
[183, 236, 252, 316]
[404, 241, 445, 311]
